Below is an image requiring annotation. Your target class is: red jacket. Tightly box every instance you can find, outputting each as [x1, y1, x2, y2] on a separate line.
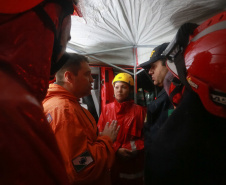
[98, 99, 146, 184]
[98, 99, 146, 152]
[43, 84, 115, 185]
[0, 5, 70, 185]
[0, 71, 69, 185]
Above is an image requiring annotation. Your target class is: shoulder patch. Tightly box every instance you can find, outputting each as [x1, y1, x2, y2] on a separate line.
[46, 113, 52, 124]
[72, 150, 94, 172]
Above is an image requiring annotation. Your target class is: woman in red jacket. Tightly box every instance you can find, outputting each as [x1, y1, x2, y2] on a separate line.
[98, 73, 147, 185]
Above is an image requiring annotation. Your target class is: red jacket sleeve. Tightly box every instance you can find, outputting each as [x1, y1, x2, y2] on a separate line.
[121, 105, 146, 151]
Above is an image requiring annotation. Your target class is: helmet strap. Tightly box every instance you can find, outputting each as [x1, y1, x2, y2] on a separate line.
[174, 52, 192, 91]
[169, 77, 184, 106]
[49, 52, 70, 79]
[33, 1, 74, 78]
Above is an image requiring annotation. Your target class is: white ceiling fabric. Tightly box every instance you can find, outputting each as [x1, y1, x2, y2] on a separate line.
[67, 0, 226, 67]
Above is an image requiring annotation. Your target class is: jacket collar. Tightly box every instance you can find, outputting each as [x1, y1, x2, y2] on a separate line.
[43, 83, 79, 104]
[114, 99, 134, 114]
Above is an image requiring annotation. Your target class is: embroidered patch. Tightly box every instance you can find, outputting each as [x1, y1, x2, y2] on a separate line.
[168, 109, 174, 117]
[72, 150, 94, 172]
[46, 113, 52, 124]
[211, 93, 226, 106]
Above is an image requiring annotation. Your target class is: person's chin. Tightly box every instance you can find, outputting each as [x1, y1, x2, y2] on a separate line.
[116, 97, 125, 103]
[87, 91, 91, 95]
[83, 91, 91, 97]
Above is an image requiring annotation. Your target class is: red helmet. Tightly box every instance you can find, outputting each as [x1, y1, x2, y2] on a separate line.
[166, 11, 226, 118]
[0, 0, 43, 14]
[0, 0, 77, 14]
[0, 0, 76, 101]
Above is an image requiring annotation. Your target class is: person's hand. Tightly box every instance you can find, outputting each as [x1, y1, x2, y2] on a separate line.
[117, 148, 132, 157]
[116, 148, 137, 160]
[101, 120, 120, 142]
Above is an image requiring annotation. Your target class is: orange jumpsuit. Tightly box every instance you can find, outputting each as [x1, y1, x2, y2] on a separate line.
[0, 4, 69, 185]
[43, 84, 115, 185]
[98, 100, 147, 185]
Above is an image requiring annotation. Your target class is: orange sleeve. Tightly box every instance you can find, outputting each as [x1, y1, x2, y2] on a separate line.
[46, 100, 115, 184]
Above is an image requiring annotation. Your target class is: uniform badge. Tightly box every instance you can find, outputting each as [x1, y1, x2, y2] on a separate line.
[46, 113, 52, 124]
[72, 150, 94, 172]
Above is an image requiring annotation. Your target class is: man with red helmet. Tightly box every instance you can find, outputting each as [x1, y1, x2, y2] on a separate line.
[147, 11, 226, 185]
[0, 0, 76, 184]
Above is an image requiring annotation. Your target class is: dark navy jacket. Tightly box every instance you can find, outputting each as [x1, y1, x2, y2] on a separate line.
[144, 88, 173, 184]
[144, 88, 173, 148]
[147, 90, 226, 185]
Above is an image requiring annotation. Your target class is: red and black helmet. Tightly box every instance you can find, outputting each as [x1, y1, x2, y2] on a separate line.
[0, 0, 78, 14]
[166, 11, 226, 118]
[0, 0, 43, 14]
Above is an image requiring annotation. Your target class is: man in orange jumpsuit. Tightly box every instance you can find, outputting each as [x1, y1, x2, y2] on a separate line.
[43, 53, 120, 185]
[98, 73, 147, 185]
[0, 0, 75, 184]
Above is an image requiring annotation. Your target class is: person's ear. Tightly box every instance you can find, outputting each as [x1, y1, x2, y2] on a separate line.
[64, 71, 73, 83]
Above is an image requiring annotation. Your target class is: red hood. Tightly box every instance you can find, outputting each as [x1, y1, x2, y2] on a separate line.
[114, 99, 135, 114]
[0, 4, 62, 102]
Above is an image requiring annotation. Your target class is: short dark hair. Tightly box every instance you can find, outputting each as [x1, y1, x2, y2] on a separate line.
[56, 53, 89, 84]
[160, 58, 167, 66]
[146, 58, 167, 72]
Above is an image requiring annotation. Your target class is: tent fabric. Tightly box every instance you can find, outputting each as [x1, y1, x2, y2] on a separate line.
[67, 0, 226, 67]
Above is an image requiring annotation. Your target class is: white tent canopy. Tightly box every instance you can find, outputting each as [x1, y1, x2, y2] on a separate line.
[67, 0, 225, 69]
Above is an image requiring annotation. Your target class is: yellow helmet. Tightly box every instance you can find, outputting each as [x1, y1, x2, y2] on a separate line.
[112, 73, 134, 86]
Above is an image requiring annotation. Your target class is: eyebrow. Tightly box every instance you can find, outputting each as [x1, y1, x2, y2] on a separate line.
[150, 63, 156, 68]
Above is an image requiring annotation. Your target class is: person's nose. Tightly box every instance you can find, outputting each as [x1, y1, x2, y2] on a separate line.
[118, 87, 122, 92]
[90, 75, 94, 83]
[148, 68, 154, 75]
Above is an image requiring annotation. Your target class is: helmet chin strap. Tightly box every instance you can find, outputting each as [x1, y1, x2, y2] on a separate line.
[50, 52, 70, 79]
[173, 52, 191, 90]
[164, 23, 199, 90]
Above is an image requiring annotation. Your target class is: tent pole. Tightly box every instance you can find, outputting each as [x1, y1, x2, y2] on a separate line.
[88, 55, 133, 75]
[67, 46, 133, 75]
[136, 45, 158, 48]
[133, 46, 137, 104]
[136, 68, 144, 75]
[67, 44, 134, 55]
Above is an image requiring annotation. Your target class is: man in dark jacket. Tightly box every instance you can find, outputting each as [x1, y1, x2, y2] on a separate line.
[148, 12, 226, 185]
[140, 43, 174, 184]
